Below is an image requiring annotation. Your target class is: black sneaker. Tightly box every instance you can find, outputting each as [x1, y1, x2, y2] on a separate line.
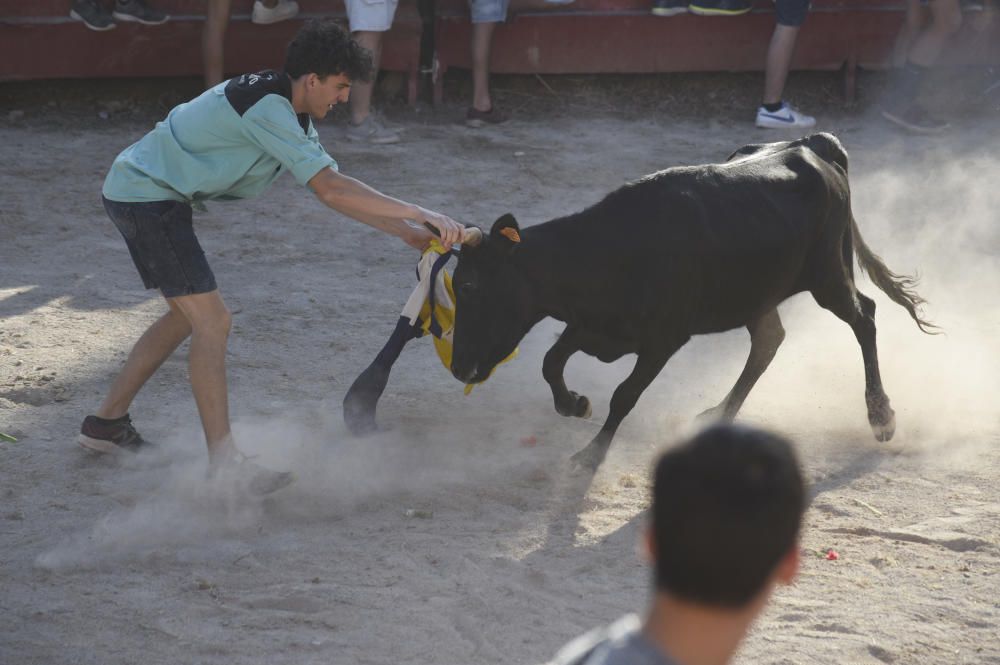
[688, 0, 752, 15]
[69, 0, 116, 31]
[112, 0, 170, 25]
[881, 104, 950, 134]
[652, 0, 689, 15]
[78, 414, 149, 454]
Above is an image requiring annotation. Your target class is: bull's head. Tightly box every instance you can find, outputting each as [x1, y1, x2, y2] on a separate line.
[451, 214, 535, 385]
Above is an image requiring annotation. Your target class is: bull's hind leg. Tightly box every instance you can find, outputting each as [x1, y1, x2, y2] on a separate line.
[812, 284, 896, 441]
[697, 309, 785, 423]
[571, 337, 687, 471]
[543, 326, 592, 418]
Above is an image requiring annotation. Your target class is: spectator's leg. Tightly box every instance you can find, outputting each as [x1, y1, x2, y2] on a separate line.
[465, 0, 510, 126]
[344, 0, 401, 143]
[350, 31, 385, 125]
[882, 0, 961, 131]
[762, 24, 799, 106]
[893, 0, 928, 67]
[908, 0, 962, 66]
[756, 4, 814, 129]
[471, 21, 497, 112]
[202, 0, 232, 89]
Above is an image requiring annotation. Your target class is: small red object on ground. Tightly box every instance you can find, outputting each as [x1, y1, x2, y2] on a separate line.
[520, 435, 538, 447]
[826, 549, 840, 560]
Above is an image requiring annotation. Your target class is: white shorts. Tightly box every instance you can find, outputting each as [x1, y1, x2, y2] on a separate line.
[346, 0, 399, 32]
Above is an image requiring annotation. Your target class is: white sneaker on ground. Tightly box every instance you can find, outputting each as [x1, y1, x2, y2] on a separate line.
[346, 114, 402, 145]
[251, 0, 299, 24]
[755, 102, 816, 129]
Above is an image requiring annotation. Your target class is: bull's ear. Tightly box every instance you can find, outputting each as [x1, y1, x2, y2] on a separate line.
[489, 213, 521, 248]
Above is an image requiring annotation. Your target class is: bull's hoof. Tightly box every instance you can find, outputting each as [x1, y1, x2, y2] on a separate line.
[867, 394, 896, 443]
[569, 443, 606, 473]
[343, 391, 379, 437]
[556, 391, 591, 419]
[871, 411, 896, 442]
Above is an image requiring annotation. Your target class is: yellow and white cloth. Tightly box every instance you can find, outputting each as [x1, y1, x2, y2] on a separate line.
[402, 240, 516, 394]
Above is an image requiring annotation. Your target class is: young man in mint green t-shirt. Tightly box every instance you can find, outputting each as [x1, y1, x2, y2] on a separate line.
[80, 19, 466, 495]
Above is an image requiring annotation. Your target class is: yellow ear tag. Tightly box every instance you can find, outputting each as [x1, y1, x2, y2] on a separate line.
[499, 227, 521, 243]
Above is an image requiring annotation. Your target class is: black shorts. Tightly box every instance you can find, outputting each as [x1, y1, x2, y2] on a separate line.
[102, 196, 217, 298]
[775, 0, 810, 26]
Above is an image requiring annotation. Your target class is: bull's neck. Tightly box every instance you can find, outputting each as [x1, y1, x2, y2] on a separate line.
[514, 217, 590, 325]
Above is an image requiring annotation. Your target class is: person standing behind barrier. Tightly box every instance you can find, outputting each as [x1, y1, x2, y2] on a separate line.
[882, 0, 963, 133]
[344, 0, 405, 143]
[203, 0, 300, 89]
[69, 0, 168, 31]
[465, 0, 512, 127]
[542, 423, 807, 665]
[650, 0, 816, 129]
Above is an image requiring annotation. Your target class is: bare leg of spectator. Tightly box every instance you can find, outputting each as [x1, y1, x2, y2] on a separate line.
[471, 21, 496, 112]
[466, 21, 509, 127]
[893, 0, 927, 67]
[203, 0, 232, 89]
[762, 24, 798, 106]
[882, 0, 961, 132]
[755, 22, 815, 128]
[908, 0, 962, 66]
[345, 31, 400, 143]
[350, 31, 383, 125]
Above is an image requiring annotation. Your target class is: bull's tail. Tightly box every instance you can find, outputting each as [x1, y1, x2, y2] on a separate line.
[850, 214, 939, 334]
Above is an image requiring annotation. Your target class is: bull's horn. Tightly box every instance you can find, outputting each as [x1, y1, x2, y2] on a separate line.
[462, 227, 484, 247]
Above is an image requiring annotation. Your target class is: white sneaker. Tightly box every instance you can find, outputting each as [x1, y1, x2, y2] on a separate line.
[755, 102, 816, 129]
[346, 114, 402, 145]
[251, 0, 299, 24]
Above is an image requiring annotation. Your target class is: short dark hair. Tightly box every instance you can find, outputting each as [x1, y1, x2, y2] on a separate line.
[284, 19, 373, 82]
[651, 424, 806, 608]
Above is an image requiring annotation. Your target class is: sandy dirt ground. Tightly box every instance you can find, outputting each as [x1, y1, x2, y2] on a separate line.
[1, 75, 999, 665]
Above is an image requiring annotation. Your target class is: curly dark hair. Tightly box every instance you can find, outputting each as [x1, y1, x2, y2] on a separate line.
[284, 19, 373, 82]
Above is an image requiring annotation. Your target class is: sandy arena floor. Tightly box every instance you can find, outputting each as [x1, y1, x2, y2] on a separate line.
[1, 73, 999, 664]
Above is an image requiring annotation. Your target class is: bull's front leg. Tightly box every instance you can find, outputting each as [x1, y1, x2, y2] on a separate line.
[570, 337, 687, 472]
[343, 319, 418, 435]
[542, 326, 592, 419]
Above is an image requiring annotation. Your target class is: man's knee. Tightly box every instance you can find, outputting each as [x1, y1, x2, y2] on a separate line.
[195, 307, 232, 337]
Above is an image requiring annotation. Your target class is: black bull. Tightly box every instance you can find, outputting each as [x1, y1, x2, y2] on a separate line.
[344, 133, 934, 470]
[449, 133, 935, 469]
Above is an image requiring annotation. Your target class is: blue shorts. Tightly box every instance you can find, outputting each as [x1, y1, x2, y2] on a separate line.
[102, 196, 217, 298]
[470, 0, 509, 23]
[775, 0, 810, 26]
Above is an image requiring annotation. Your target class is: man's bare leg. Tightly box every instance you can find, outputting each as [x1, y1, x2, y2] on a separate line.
[96, 299, 192, 420]
[167, 290, 234, 462]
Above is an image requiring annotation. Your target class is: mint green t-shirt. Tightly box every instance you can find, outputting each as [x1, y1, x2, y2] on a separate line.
[103, 70, 337, 203]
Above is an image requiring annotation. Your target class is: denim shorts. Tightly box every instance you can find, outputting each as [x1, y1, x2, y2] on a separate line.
[102, 196, 217, 298]
[470, 0, 509, 23]
[775, 0, 810, 26]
